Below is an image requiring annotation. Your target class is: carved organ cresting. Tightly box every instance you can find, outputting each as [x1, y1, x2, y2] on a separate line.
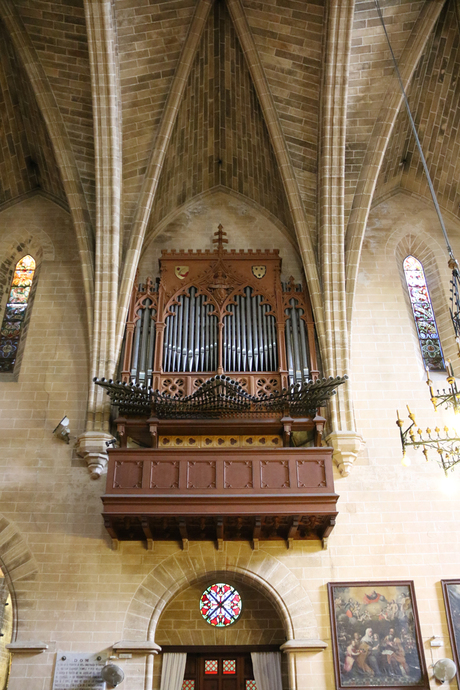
[120, 226, 319, 395]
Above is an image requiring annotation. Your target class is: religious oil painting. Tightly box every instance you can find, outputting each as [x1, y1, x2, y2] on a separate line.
[328, 582, 428, 690]
[441, 580, 460, 672]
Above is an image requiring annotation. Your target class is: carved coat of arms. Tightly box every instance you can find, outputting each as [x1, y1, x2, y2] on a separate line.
[175, 265, 190, 280]
[252, 265, 266, 279]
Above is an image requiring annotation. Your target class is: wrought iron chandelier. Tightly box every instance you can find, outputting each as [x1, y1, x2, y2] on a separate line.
[373, 0, 460, 472]
[397, 405, 460, 476]
[396, 361, 460, 475]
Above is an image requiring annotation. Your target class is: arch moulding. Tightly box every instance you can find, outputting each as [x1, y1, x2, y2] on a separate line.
[122, 543, 325, 646]
[0, 514, 39, 649]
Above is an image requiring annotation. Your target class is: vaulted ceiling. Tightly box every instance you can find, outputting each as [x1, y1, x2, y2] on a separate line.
[1, 0, 455, 245]
[0, 0, 456, 394]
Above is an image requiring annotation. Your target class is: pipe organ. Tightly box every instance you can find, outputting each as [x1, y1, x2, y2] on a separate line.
[103, 229, 340, 547]
[120, 226, 319, 397]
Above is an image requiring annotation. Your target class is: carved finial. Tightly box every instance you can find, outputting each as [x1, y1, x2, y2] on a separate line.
[287, 276, 296, 292]
[213, 224, 228, 254]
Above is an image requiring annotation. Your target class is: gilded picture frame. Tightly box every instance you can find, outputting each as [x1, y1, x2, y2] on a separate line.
[441, 580, 460, 672]
[328, 581, 428, 690]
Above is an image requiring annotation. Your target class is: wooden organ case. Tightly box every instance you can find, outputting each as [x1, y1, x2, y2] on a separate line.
[120, 225, 319, 394]
[100, 227, 343, 550]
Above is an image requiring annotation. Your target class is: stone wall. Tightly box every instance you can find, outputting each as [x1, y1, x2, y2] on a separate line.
[0, 192, 459, 690]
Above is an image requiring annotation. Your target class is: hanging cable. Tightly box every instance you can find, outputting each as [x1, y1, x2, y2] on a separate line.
[374, 0, 457, 265]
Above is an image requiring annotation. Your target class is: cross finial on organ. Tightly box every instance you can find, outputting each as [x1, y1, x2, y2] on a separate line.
[213, 224, 228, 253]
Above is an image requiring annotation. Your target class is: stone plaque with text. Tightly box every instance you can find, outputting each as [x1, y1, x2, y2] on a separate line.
[52, 652, 108, 690]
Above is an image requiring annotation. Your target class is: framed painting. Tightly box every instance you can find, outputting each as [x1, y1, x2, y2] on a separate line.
[327, 581, 428, 690]
[441, 580, 460, 671]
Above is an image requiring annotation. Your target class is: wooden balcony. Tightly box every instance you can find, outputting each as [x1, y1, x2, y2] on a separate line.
[101, 446, 338, 549]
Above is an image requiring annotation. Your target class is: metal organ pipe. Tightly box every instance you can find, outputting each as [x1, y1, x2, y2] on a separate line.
[231, 302, 236, 371]
[172, 296, 180, 372]
[205, 302, 210, 371]
[285, 298, 310, 384]
[124, 276, 316, 386]
[138, 298, 151, 383]
[290, 298, 302, 382]
[222, 288, 278, 373]
[188, 289, 196, 372]
[261, 302, 269, 371]
[123, 282, 159, 386]
[236, 299, 241, 371]
[251, 291, 259, 371]
[163, 310, 170, 372]
[122, 254, 319, 388]
[240, 295, 247, 371]
[298, 307, 310, 381]
[181, 295, 190, 372]
[147, 313, 155, 386]
[194, 293, 200, 371]
[162, 288, 218, 373]
[175, 295, 184, 374]
[245, 288, 253, 371]
[212, 310, 218, 371]
[285, 314, 294, 382]
[131, 310, 142, 379]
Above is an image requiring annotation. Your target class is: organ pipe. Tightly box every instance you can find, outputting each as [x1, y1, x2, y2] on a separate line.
[163, 288, 218, 373]
[222, 287, 278, 373]
[284, 297, 310, 383]
[122, 280, 315, 386]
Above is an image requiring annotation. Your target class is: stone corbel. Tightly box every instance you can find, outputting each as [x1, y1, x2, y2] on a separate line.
[75, 431, 114, 479]
[6, 642, 48, 653]
[112, 641, 161, 655]
[326, 430, 363, 476]
[280, 639, 328, 690]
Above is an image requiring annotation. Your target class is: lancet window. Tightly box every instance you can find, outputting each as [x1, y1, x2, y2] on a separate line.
[403, 255, 444, 370]
[0, 254, 36, 373]
[120, 227, 320, 396]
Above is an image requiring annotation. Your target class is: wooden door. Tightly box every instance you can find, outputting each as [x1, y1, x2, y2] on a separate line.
[182, 652, 256, 690]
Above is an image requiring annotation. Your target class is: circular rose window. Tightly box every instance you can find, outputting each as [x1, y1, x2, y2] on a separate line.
[200, 583, 242, 627]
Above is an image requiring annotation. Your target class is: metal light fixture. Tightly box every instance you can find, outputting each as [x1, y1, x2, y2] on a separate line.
[397, 406, 460, 476]
[53, 416, 70, 444]
[375, 0, 460, 472]
[101, 664, 125, 687]
[433, 658, 457, 684]
[397, 354, 460, 475]
[426, 361, 460, 413]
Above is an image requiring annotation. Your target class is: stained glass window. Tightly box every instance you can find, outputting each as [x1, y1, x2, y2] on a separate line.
[0, 255, 36, 373]
[223, 659, 236, 674]
[182, 681, 195, 689]
[204, 660, 218, 674]
[200, 583, 242, 627]
[403, 255, 444, 370]
[246, 682, 257, 690]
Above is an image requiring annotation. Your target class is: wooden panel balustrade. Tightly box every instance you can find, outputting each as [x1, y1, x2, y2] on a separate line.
[102, 446, 338, 548]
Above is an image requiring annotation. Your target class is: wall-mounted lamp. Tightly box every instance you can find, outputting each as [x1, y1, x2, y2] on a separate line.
[53, 416, 70, 444]
[433, 658, 457, 684]
[101, 663, 125, 687]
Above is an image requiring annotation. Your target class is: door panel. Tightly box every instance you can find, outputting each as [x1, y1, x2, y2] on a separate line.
[222, 679, 239, 690]
[183, 652, 256, 690]
[203, 681, 219, 690]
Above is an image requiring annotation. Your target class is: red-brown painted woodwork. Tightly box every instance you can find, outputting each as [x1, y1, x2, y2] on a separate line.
[120, 227, 318, 385]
